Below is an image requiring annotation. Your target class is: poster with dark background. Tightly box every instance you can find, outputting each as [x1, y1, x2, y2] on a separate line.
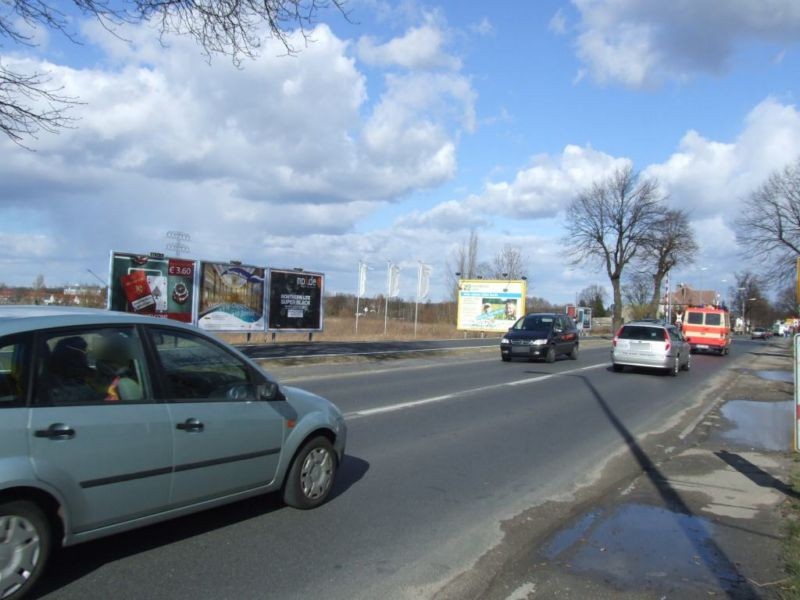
[267, 269, 324, 331]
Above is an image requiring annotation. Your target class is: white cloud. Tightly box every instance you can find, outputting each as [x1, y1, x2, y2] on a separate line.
[357, 20, 461, 70]
[645, 97, 800, 218]
[549, 9, 568, 35]
[571, 0, 800, 87]
[0, 17, 477, 288]
[470, 18, 494, 37]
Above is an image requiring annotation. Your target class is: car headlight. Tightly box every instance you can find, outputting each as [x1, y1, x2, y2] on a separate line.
[501, 337, 510, 344]
[531, 339, 548, 346]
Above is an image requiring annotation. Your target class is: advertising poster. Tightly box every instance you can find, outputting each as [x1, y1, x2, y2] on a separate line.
[197, 262, 265, 331]
[108, 252, 195, 322]
[456, 279, 527, 332]
[267, 269, 324, 331]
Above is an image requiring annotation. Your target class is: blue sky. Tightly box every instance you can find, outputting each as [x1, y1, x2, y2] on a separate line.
[2, 0, 800, 305]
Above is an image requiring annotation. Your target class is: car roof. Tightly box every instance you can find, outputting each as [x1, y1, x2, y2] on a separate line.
[623, 320, 670, 327]
[0, 305, 199, 337]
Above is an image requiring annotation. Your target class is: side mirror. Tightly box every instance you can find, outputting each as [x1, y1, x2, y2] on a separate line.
[258, 381, 283, 401]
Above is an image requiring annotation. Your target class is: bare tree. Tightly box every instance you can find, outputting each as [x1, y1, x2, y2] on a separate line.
[564, 165, 666, 331]
[639, 209, 698, 315]
[622, 271, 654, 321]
[490, 244, 527, 279]
[727, 271, 766, 330]
[736, 156, 800, 284]
[577, 284, 607, 316]
[445, 229, 481, 301]
[773, 284, 797, 317]
[1, 0, 347, 145]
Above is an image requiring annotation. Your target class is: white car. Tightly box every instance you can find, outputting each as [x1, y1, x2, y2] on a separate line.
[612, 320, 691, 376]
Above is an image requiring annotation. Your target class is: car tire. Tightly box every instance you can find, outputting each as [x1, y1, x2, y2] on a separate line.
[612, 364, 624, 373]
[569, 343, 579, 360]
[545, 346, 556, 363]
[283, 436, 338, 510]
[501, 355, 511, 362]
[0, 500, 52, 600]
[670, 356, 679, 377]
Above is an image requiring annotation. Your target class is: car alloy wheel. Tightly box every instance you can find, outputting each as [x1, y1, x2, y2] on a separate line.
[0, 501, 50, 600]
[301, 447, 335, 501]
[283, 436, 338, 510]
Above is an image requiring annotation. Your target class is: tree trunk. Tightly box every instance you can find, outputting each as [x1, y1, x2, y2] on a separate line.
[611, 277, 623, 333]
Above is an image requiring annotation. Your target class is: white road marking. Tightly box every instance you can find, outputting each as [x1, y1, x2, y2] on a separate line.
[345, 362, 608, 419]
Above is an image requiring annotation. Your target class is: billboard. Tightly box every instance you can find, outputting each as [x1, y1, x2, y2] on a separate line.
[456, 279, 527, 332]
[197, 262, 266, 332]
[267, 269, 324, 331]
[108, 252, 195, 322]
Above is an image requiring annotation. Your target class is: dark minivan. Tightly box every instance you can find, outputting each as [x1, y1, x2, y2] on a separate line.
[500, 313, 579, 362]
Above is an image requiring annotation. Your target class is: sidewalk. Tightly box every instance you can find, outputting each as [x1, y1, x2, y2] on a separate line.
[524, 338, 796, 599]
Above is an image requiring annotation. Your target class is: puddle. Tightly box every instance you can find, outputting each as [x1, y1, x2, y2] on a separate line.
[720, 400, 793, 451]
[543, 510, 599, 559]
[544, 504, 742, 591]
[753, 370, 793, 383]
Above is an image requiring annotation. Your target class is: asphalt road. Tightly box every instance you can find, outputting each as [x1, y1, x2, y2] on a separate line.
[237, 336, 503, 359]
[35, 338, 751, 600]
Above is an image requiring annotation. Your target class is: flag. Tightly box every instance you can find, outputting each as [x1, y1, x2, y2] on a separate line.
[357, 262, 367, 297]
[417, 263, 432, 300]
[387, 263, 400, 298]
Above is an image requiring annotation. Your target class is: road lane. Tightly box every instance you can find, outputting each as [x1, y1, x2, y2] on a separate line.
[37, 340, 747, 600]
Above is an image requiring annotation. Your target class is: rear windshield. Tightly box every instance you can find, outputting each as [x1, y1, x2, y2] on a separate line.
[685, 311, 724, 326]
[618, 325, 665, 341]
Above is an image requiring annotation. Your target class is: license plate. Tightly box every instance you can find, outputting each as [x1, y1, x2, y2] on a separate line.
[697, 344, 709, 349]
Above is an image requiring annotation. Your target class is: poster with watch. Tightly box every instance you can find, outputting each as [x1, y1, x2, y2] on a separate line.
[108, 252, 196, 323]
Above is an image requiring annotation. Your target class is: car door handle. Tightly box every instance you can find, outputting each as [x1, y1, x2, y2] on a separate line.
[176, 418, 204, 432]
[34, 423, 76, 440]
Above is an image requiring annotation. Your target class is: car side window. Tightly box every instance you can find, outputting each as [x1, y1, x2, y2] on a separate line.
[36, 327, 147, 406]
[0, 335, 29, 408]
[149, 328, 256, 401]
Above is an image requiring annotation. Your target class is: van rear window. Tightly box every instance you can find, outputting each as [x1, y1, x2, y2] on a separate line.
[686, 312, 704, 325]
[706, 313, 721, 326]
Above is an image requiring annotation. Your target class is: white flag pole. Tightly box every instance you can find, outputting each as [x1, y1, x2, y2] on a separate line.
[384, 261, 391, 336]
[356, 261, 363, 334]
[415, 262, 421, 338]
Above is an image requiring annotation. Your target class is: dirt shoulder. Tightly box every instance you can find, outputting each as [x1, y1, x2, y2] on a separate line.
[432, 338, 796, 600]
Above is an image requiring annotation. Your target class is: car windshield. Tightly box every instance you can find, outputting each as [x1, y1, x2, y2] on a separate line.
[515, 316, 553, 331]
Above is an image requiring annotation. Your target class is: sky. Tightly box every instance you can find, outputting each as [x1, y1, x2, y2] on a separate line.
[2, 0, 800, 305]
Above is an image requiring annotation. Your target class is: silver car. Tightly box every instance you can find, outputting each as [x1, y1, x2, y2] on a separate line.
[611, 320, 691, 376]
[0, 306, 346, 599]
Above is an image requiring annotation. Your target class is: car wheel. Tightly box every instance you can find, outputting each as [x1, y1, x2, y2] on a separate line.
[0, 500, 51, 600]
[670, 356, 679, 377]
[501, 355, 511, 362]
[545, 346, 556, 363]
[612, 364, 624, 373]
[569, 343, 579, 360]
[283, 436, 337, 510]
